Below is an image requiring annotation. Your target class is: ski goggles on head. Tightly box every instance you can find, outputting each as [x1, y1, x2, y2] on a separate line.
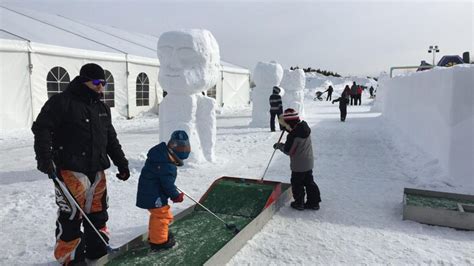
[91, 79, 107, 86]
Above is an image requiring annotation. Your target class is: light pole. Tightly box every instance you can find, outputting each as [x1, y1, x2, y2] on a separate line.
[428, 45, 440, 66]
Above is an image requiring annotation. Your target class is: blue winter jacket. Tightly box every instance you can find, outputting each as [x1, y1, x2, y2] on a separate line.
[136, 142, 181, 209]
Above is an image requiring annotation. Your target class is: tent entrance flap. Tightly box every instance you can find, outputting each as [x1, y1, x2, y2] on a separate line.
[97, 176, 291, 265]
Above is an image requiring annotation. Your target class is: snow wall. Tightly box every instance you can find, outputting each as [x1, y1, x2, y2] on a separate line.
[377, 65, 473, 189]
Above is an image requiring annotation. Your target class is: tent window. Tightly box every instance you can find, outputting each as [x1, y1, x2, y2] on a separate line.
[136, 72, 149, 106]
[102, 70, 115, 107]
[47, 66, 70, 98]
[207, 85, 216, 99]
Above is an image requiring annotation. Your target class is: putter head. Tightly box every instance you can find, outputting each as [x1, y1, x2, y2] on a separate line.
[226, 224, 240, 235]
[106, 245, 120, 253]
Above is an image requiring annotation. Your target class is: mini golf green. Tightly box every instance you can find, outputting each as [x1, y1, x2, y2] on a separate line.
[406, 194, 474, 210]
[107, 178, 277, 265]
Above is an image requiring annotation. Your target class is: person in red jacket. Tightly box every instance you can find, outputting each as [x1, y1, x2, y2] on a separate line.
[356, 86, 363, 105]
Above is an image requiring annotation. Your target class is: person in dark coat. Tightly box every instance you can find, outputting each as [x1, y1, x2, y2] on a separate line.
[350, 81, 358, 105]
[332, 92, 350, 122]
[343, 84, 351, 97]
[136, 130, 190, 252]
[269, 86, 283, 132]
[31, 63, 129, 265]
[369, 86, 374, 98]
[325, 85, 334, 101]
[273, 108, 321, 210]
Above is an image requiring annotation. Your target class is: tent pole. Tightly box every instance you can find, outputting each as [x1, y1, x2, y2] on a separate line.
[125, 54, 131, 119]
[27, 41, 35, 125]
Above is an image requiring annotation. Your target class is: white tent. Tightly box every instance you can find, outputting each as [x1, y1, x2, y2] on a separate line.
[0, 5, 250, 131]
[215, 61, 250, 107]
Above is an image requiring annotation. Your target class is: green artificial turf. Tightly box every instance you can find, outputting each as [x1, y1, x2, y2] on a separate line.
[107, 178, 277, 265]
[406, 194, 474, 210]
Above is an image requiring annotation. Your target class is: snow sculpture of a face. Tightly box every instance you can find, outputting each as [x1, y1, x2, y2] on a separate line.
[157, 29, 220, 95]
[252, 61, 283, 89]
[280, 69, 305, 91]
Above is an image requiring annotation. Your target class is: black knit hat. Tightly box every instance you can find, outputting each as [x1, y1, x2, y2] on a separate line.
[80, 63, 105, 80]
[273, 86, 281, 94]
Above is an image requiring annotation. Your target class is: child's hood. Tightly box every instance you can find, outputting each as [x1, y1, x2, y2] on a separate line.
[146, 142, 170, 163]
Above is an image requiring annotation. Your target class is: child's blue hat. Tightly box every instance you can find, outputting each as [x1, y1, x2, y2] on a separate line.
[167, 130, 190, 160]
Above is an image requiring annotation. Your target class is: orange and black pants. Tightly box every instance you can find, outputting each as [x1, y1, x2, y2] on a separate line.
[148, 205, 174, 245]
[54, 169, 109, 265]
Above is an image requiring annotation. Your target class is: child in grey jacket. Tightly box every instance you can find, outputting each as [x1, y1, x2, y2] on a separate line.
[274, 108, 321, 210]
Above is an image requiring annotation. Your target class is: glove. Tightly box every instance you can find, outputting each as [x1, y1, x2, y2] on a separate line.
[273, 143, 284, 150]
[37, 159, 55, 176]
[171, 192, 184, 203]
[116, 166, 130, 181]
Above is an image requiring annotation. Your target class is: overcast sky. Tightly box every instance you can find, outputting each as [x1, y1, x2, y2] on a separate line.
[1, 0, 473, 76]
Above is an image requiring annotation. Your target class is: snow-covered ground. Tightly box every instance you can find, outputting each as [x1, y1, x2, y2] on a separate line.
[1, 92, 473, 265]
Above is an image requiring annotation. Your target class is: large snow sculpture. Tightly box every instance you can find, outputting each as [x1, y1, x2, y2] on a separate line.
[157, 29, 220, 162]
[281, 69, 305, 118]
[249, 61, 283, 127]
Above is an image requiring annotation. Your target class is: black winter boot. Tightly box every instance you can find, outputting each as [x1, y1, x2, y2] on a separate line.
[304, 202, 320, 210]
[290, 201, 304, 211]
[150, 232, 175, 252]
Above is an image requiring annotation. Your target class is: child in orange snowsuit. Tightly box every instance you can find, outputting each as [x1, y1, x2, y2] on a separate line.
[136, 130, 190, 251]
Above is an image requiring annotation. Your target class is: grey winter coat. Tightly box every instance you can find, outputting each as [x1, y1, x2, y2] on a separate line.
[281, 121, 314, 172]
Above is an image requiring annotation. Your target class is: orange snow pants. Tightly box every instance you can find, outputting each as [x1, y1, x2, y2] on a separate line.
[54, 170, 109, 265]
[148, 205, 174, 244]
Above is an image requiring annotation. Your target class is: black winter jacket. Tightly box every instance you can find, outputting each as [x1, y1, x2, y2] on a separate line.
[269, 92, 283, 113]
[32, 77, 128, 173]
[333, 96, 349, 109]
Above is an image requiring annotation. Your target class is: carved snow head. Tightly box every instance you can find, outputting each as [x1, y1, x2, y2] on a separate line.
[158, 29, 220, 95]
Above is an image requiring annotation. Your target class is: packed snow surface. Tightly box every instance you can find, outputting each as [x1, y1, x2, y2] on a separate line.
[1, 91, 473, 265]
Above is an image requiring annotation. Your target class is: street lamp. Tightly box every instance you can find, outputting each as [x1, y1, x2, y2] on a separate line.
[428, 45, 440, 66]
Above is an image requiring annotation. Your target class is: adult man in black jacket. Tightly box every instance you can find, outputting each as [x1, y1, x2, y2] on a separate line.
[32, 63, 129, 265]
[269, 86, 283, 132]
[350, 81, 358, 105]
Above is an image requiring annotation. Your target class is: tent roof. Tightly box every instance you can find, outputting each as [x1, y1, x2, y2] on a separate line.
[437, 55, 464, 66]
[0, 5, 249, 72]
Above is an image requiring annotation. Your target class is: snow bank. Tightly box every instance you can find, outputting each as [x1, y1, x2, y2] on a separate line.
[377, 65, 474, 190]
[304, 72, 376, 100]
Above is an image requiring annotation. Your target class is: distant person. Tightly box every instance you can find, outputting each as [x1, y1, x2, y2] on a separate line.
[32, 63, 130, 264]
[273, 108, 321, 211]
[356, 85, 363, 105]
[369, 86, 374, 98]
[136, 130, 190, 252]
[269, 86, 283, 132]
[332, 91, 350, 122]
[343, 84, 351, 98]
[325, 85, 334, 101]
[350, 81, 358, 105]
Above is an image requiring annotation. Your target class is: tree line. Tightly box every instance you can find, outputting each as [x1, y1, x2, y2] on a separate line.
[290, 66, 342, 78]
